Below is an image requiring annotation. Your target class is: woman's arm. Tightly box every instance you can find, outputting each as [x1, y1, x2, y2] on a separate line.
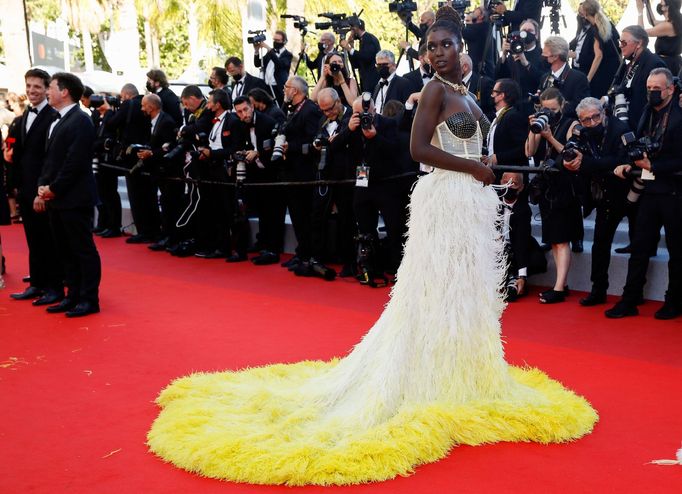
[310, 74, 327, 102]
[645, 21, 676, 37]
[587, 37, 602, 82]
[410, 83, 494, 184]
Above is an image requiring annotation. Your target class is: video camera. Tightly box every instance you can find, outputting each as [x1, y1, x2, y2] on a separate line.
[388, 0, 418, 18]
[163, 132, 209, 161]
[281, 14, 309, 32]
[247, 29, 267, 45]
[451, 0, 471, 15]
[315, 11, 363, 40]
[621, 131, 661, 164]
[561, 125, 590, 161]
[359, 92, 374, 131]
[544, 0, 561, 8]
[89, 94, 120, 110]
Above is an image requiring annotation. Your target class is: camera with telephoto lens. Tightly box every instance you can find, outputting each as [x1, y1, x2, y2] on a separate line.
[621, 131, 660, 164]
[507, 30, 534, 54]
[313, 133, 330, 148]
[247, 30, 266, 45]
[125, 144, 152, 174]
[164, 132, 209, 161]
[89, 94, 120, 110]
[561, 125, 590, 162]
[529, 108, 554, 134]
[230, 152, 248, 182]
[359, 92, 374, 131]
[604, 83, 630, 121]
[270, 123, 287, 161]
[315, 12, 362, 40]
[281, 14, 308, 31]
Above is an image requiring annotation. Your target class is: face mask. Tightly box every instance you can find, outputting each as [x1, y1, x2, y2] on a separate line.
[647, 89, 664, 106]
[273, 41, 285, 50]
[146, 81, 154, 93]
[378, 66, 391, 80]
[585, 123, 604, 137]
[541, 55, 550, 65]
[318, 42, 326, 51]
[232, 73, 242, 82]
[521, 31, 536, 45]
[207, 80, 215, 89]
[504, 188, 519, 201]
[419, 23, 429, 32]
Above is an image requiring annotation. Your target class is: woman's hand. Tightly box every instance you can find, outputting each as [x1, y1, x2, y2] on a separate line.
[539, 124, 554, 140]
[636, 0, 644, 13]
[473, 162, 495, 186]
[333, 70, 345, 85]
[322, 64, 331, 78]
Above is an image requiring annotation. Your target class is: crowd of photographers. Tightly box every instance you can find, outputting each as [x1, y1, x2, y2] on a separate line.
[2, 0, 682, 319]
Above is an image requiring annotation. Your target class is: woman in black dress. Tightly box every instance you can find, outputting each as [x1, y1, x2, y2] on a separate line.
[525, 88, 583, 304]
[637, 0, 682, 74]
[310, 52, 359, 108]
[572, 0, 621, 98]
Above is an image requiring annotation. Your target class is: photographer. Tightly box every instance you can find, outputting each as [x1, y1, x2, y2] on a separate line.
[278, 76, 323, 271]
[225, 56, 269, 102]
[296, 88, 356, 279]
[311, 52, 359, 107]
[340, 94, 407, 280]
[208, 66, 229, 91]
[306, 32, 336, 79]
[461, 53, 495, 121]
[340, 17, 382, 92]
[372, 50, 416, 114]
[609, 26, 666, 130]
[492, 0, 542, 31]
[231, 96, 281, 265]
[463, 6, 496, 79]
[193, 89, 237, 260]
[247, 88, 286, 125]
[104, 83, 158, 244]
[525, 87, 583, 304]
[607, 68, 682, 320]
[495, 18, 547, 115]
[534, 36, 591, 118]
[485, 79, 528, 170]
[136, 94, 184, 253]
[403, 44, 434, 91]
[562, 97, 630, 306]
[254, 30, 293, 106]
[399, 9, 436, 61]
[146, 69, 183, 127]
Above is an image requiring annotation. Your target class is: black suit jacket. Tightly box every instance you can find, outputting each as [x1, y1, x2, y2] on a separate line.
[339, 113, 399, 181]
[503, 0, 543, 31]
[105, 95, 151, 146]
[282, 99, 323, 179]
[537, 66, 591, 117]
[504, 191, 534, 273]
[147, 111, 179, 174]
[492, 106, 528, 166]
[349, 31, 381, 92]
[230, 111, 278, 177]
[306, 50, 331, 80]
[467, 72, 495, 120]
[463, 21, 497, 79]
[39, 106, 97, 209]
[230, 72, 269, 100]
[255, 48, 293, 88]
[157, 87, 183, 127]
[9, 103, 58, 202]
[316, 107, 354, 180]
[373, 75, 415, 110]
[403, 68, 430, 92]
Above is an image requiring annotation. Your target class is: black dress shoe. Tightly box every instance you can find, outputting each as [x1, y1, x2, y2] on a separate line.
[654, 303, 682, 320]
[46, 298, 77, 313]
[226, 253, 247, 263]
[100, 228, 122, 238]
[339, 264, 357, 278]
[10, 286, 44, 300]
[614, 245, 631, 254]
[22, 276, 31, 283]
[605, 301, 639, 319]
[32, 290, 64, 306]
[571, 240, 584, 253]
[579, 291, 607, 307]
[281, 256, 301, 269]
[294, 260, 336, 281]
[126, 234, 152, 244]
[65, 302, 100, 318]
[92, 226, 108, 235]
[252, 251, 280, 265]
[148, 237, 170, 251]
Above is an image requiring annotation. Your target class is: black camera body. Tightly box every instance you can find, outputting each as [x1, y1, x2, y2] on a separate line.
[621, 131, 661, 163]
[359, 92, 374, 131]
[315, 11, 362, 39]
[247, 30, 266, 45]
[388, 0, 418, 15]
[529, 108, 555, 134]
[329, 63, 343, 74]
[89, 94, 120, 110]
[561, 125, 590, 162]
[164, 132, 209, 161]
[313, 133, 330, 148]
[507, 30, 535, 54]
[451, 0, 471, 14]
[544, 0, 561, 7]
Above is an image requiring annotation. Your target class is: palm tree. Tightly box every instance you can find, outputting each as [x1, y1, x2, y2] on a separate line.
[0, 0, 32, 91]
[62, 0, 108, 72]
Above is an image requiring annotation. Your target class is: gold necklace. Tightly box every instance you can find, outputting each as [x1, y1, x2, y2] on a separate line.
[433, 73, 468, 95]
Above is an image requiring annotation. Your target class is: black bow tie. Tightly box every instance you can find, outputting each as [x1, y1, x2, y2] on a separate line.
[422, 73, 431, 79]
[53, 113, 62, 121]
[29, 107, 39, 114]
[379, 80, 389, 87]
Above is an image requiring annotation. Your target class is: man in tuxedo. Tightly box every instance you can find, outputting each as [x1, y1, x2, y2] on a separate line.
[463, 6, 497, 79]
[484, 79, 529, 171]
[38, 72, 101, 317]
[136, 94, 184, 252]
[372, 50, 416, 115]
[254, 30, 293, 106]
[232, 96, 282, 265]
[208, 67, 229, 91]
[306, 32, 336, 80]
[105, 83, 158, 243]
[493, 0, 543, 31]
[340, 18, 381, 92]
[146, 69, 183, 127]
[277, 76, 323, 270]
[532, 36, 591, 118]
[403, 44, 434, 92]
[225, 56, 269, 105]
[612, 26, 667, 130]
[460, 53, 495, 121]
[400, 9, 436, 61]
[247, 88, 286, 125]
[6, 68, 63, 305]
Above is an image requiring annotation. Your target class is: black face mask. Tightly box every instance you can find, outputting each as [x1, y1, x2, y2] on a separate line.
[419, 23, 429, 33]
[647, 89, 664, 107]
[585, 123, 604, 137]
[521, 31, 536, 45]
[207, 80, 215, 89]
[146, 81, 154, 93]
[273, 41, 285, 50]
[318, 42, 326, 51]
[547, 110, 561, 125]
[498, 187, 519, 200]
[232, 73, 242, 82]
[378, 66, 391, 80]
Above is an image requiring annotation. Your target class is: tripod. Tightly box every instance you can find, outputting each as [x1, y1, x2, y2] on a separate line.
[541, 3, 566, 35]
[293, 29, 318, 83]
[395, 13, 416, 72]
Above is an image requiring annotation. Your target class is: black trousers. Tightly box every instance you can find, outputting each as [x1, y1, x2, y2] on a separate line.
[247, 168, 285, 254]
[195, 167, 231, 253]
[590, 201, 636, 293]
[622, 193, 682, 306]
[126, 174, 160, 238]
[281, 165, 314, 259]
[158, 177, 185, 244]
[95, 168, 122, 231]
[19, 197, 62, 291]
[310, 183, 356, 263]
[353, 176, 413, 273]
[48, 207, 101, 305]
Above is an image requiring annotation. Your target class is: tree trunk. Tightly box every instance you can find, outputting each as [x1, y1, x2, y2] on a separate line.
[83, 30, 94, 72]
[144, 17, 154, 68]
[0, 0, 31, 92]
[151, 27, 161, 68]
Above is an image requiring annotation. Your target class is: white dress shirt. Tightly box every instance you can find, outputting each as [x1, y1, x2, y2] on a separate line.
[375, 72, 396, 115]
[25, 99, 49, 133]
[48, 103, 78, 139]
[209, 112, 227, 150]
[487, 106, 506, 156]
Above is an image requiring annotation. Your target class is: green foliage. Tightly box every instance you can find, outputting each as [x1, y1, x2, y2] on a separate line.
[158, 21, 191, 79]
[25, 0, 61, 26]
[568, 0, 630, 24]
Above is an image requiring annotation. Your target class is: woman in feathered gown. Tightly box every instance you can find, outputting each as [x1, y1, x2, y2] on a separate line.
[147, 7, 598, 486]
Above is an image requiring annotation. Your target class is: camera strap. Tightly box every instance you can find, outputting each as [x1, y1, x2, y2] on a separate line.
[645, 100, 673, 156]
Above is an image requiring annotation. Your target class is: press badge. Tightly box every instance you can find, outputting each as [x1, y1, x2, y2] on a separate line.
[641, 169, 656, 181]
[356, 165, 370, 187]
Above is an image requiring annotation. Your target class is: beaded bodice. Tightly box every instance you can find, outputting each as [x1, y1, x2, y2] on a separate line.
[431, 112, 490, 161]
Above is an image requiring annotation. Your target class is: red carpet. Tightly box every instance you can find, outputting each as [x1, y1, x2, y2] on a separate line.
[1, 223, 681, 493]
